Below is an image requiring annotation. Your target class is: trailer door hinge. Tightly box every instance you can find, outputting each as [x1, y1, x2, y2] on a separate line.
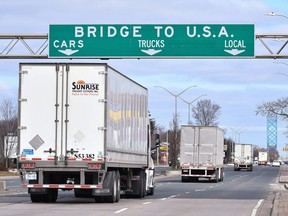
[18, 126, 27, 130]
[98, 127, 106, 131]
[19, 98, 27, 102]
[19, 70, 28, 74]
[99, 71, 107, 75]
[98, 99, 107, 103]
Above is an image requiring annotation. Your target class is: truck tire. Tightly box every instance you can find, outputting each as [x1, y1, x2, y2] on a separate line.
[219, 169, 224, 181]
[212, 169, 219, 183]
[116, 171, 120, 202]
[138, 169, 145, 198]
[147, 187, 154, 196]
[191, 177, 198, 182]
[39, 189, 58, 203]
[30, 194, 43, 203]
[46, 189, 58, 203]
[105, 171, 117, 203]
[94, 196, 105, 203]
[181, 176, 189, 182]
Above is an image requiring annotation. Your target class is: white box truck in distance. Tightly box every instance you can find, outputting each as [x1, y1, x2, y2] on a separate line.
[258, 151, 268, 165]
[180, 126, 224, 182]
[233, 144, 253, 171]
[18, 63, 155, 203]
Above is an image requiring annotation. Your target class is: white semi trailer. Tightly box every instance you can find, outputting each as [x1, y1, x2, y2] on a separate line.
[18, 63, 155, 203]
[233, 144, 253, 171]
[258, 151, 268, 165]
[180, 126, 224, 182]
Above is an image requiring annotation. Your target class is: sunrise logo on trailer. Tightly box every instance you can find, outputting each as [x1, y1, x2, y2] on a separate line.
[72, 80, 99, 96]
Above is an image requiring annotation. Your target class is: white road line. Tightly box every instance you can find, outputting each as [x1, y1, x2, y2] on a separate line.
[195, 189, 205, 192]
[186, 192, 190, 194]
[114, 208, 128, 214]
[143, 202, 151, 205]
[160, 198, 167, 200]
[251, 199, 264, 216]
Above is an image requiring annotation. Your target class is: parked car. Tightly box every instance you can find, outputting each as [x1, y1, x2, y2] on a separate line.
[272, 160, 281, 167]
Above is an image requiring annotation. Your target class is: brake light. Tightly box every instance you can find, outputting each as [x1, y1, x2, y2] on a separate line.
[21, 163, 35, 169]
[88, 163, 102, 169]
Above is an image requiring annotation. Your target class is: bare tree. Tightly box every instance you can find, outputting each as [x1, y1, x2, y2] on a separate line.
[256, 97, 288, 119]
[168, 114, 181, 169]
[0, 99, 17, 169]
[191, 99, 221, 126]
[256, 97, 288, 138]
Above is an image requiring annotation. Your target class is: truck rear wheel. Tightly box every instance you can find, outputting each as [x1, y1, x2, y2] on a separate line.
[105, 171, 118, 203]
[220, 169, 224, 181]
[31, 189, 58, 203]
[44, 189, 58, 203]
[212, 169, 219, 183]
[116, 171, 120, 202]
[147, 187, 154, 195]
[136, 169, 145, 198]
[30, 194, 43, 203]
[181, 176, 189, 182]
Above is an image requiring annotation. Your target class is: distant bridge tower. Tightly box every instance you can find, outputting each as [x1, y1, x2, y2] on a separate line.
[267, 114, 277, 149]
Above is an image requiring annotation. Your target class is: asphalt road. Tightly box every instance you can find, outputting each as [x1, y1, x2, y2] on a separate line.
[0, 165, 280, 216]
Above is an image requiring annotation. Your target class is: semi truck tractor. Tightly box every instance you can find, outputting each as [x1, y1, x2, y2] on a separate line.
[233, 144, 253, 171]
[258, 151, 268, 165]
[17, 63, 155, 203]
[180, 126, 224, 182]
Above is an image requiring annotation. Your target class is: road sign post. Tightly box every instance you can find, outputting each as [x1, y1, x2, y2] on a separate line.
[49, 24, 254, 58]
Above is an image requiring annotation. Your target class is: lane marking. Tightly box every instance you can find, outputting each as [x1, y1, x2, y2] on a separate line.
[251, 199, 264, 216]
[143, 202, 151, 205]
[114, 208, 128, 214]
[160, 198, 167, 201]
[195, 189, 206, 192]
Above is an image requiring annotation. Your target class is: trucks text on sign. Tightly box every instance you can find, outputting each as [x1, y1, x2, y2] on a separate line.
[49, 24, 254, 58]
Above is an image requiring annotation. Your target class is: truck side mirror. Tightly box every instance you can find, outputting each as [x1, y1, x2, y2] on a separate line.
[155, 134, 160, 147]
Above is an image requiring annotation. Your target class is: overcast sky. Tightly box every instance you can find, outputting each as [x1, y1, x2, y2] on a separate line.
[1, 0, 288, 157]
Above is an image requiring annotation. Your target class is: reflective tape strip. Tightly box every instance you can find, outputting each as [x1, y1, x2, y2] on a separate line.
[23, 184, 102, 189]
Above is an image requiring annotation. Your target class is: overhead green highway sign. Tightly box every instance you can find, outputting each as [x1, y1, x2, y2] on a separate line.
[49, 24, 254, 58]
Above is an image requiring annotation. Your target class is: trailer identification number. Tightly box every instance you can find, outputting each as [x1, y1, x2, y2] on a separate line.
[74, 153, 95, 159]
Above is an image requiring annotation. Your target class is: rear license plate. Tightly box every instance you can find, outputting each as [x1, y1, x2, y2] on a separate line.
[25, 172, 37, 180]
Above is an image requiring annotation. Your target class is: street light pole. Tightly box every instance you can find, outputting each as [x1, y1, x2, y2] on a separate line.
[154, 85, 196, 168]
[179, 94, 207, 125]
[154, 85, 197, 124]
[230, 127, 245, 162]
[265, 12, 288, 19]
[274, 61, 288, 77]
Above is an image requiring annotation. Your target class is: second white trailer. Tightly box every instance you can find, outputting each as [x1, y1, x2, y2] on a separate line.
[233, 144, 253, 171]
[180, 126, 224, 183]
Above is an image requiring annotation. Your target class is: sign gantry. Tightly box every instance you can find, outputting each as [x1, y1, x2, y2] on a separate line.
[0, 30, 287, 59]
[0, 34, 48, 59]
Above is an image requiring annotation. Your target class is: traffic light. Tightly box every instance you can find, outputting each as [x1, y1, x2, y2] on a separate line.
[283, 146, 287, 152]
